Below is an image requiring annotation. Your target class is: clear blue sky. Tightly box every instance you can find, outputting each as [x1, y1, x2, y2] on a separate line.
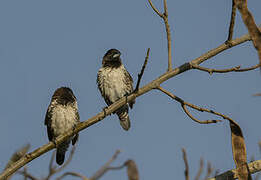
[0, 0, 261, 179]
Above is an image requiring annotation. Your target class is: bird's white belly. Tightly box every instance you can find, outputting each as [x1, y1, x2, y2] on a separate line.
[51, 105, 77, 138]
[103, 69, 126, 102]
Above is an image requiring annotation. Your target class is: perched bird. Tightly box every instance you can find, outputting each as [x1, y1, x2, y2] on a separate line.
[97, 49, 135, 131]
[45, 87, 80, 165]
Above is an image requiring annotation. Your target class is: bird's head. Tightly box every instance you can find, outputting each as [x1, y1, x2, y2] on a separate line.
[102, 48, 122, 67]
[52, 87, 76, 105]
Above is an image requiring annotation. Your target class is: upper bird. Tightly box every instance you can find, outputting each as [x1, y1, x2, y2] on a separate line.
[45, 87, 80, 165]
[97, 49, 135, 131]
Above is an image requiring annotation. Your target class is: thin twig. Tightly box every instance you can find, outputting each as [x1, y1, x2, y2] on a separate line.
[226, 0, 237, 45]
[182, 148, 189, 180]
[46, 145, 77, 180]
[192, 64, 241, 74]
[148, 0, 172, 71]
[182, 105, 222, 124]
[235, 63, 261, 72]
[191, 63, 261, 74]
[148, 0, 163, 17]
[195, 158, 204, 180]
[204, 162, 213, 180]
[17, 170, 37, 180]
[56, 172, 89, 180]
[157, 86, 242, 125]
[157, 86, 222, 124]
[135, 48, 150, 92]
[90, 150, 121, 180]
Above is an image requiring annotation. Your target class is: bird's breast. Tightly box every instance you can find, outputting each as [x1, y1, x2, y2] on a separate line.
[50, 105, 78, 138]
[100, 67, 128, 102]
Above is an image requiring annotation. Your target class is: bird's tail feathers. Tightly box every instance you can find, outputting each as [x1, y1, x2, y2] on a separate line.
[56, 141, 69, 165]
[117, 106, 130, 131]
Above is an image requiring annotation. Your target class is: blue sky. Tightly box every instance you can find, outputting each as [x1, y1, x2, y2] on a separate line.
[0, 0, 261, 179]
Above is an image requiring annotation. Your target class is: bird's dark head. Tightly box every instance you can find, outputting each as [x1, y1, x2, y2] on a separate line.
[102, 49, 122, 67]
[52, 87, 76, 105]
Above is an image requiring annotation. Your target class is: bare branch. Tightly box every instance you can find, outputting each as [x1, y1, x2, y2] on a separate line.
[204, 162, 213, 180]
[226, 0, 237, 45]
[148, 0, 172, 71]
[191, 63, 261, 74]
[182, 148, 189, 180]
[234, 0, 261, 65]
[208, 159, 261, 180]
[148, 0, 163, 17]
[135, 48, 150, 92]
[46, 145, 77, 180]
[17, 169, 37, 180]
[192, 64, 241, 74]
[157, 86, 222, 124]
[182, 105, 221, 124]
[56, 172, 89, 180]
[195, 158, 204, 180]
[90, 150, 121, 180]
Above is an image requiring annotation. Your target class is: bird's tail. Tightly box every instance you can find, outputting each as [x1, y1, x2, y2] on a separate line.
[56, 141, 69, 165]
[116, 105, 131, 131]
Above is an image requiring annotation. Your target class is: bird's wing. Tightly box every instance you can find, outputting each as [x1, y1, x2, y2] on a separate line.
[97, 69, 113, 106]
[123, 68, 135, 108]
[44, 105, 54, 142]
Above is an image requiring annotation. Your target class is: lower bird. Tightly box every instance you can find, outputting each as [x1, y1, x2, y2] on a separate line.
[45, 87, 80, 165]
[97, 49, 135, 131]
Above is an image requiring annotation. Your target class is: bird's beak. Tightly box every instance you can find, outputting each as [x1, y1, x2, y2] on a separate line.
[112, 53, 121, 59]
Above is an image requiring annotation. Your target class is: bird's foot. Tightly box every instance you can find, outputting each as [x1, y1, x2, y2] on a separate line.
[103, 106, 111, 116]
[51, 138, 58, 148]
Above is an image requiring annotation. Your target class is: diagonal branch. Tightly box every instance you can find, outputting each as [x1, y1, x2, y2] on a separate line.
[134, 48, 150, 92]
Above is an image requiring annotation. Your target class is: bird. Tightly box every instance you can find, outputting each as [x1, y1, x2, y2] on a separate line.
[97, 48, 135, 131]
[45, 87, 80, 165]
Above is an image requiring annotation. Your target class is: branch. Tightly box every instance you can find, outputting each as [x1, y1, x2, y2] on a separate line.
[17, 169, 38, 180]
[204, 162, 213, 180]
[234, 0, 261, 65]
[148, 0, 172, 71]
[56, 172, 89, 180]
[134, 48, 150, 92]
[226, 0, 237, 45]
[191, 63, 261, 74]
[125, 160, 139, 180]
[208, 159, 261, 180]
[195, 158, 204, 180]
[182, 148, 189, 180]
[157, 86, 222, 124]
[90, 150, 121, 180]
[0, 20, 257, 180]
[46, 145, 77, 180]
